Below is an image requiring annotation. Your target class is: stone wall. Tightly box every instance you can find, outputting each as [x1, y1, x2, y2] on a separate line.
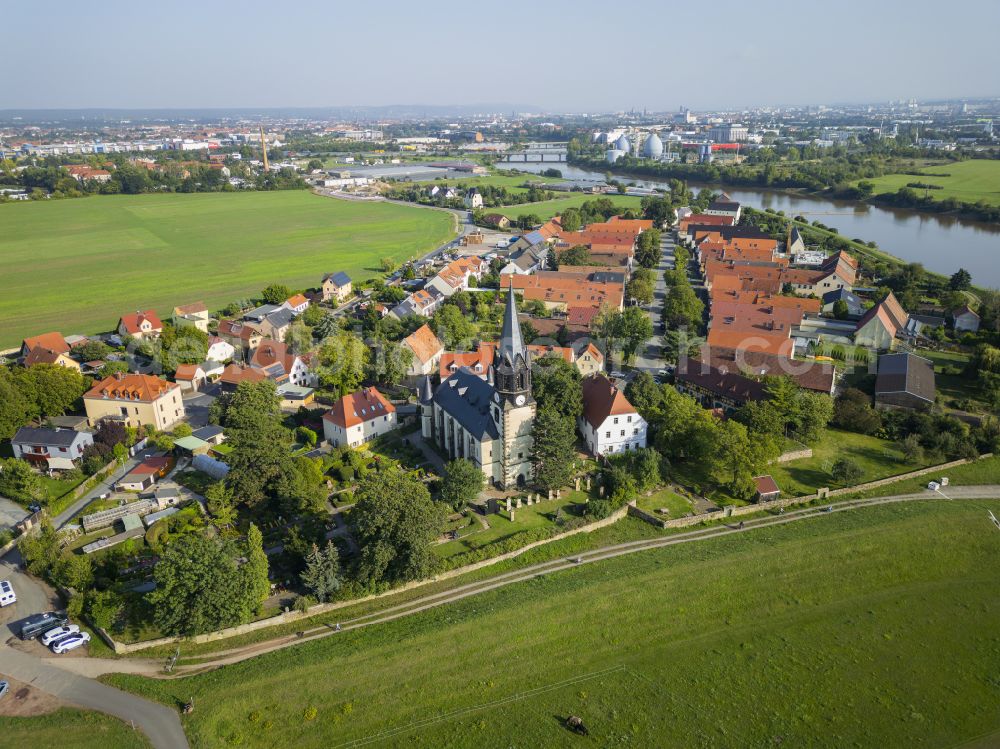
[99, 502, 632, 654]
[774, 447, 813, 463]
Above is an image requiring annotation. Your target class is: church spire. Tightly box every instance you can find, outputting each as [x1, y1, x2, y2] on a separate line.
[499, 278, 526, 366]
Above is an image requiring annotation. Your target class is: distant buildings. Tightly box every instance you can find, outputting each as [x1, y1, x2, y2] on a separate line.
[708, 124, 749, 142]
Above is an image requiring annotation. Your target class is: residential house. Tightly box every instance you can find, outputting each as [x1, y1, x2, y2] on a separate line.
[23, 345, 81, 371]
[786, 227, 806, 255]
[463, 188, 483, 209]
[705, 199, 742, 222]
[20, 332, 70, 360]
[482, 213, 511, 229]
[216, 320, 262, 354]
[322, 272, 353, 304]
[174, 363, 208, 391]
[574, 342, 605, 376]
[173, 302, 210, 333]
[250, 340, 314, 387]
[322, 387, 398, 448]
[424, 256, 490, 299]
[118, 310, 163, 340]
[219, 363, 268, 392]
[428, 185, 457, 200]
[12, 427, 94, 472]
[875, 353, 936, 411]
[401, 324, 445, 377]
[854, 292, 908, 350]
[440, 342, 496, 380]
[674, 358, 767, 414]
[84, 372, 185, 430]
[206, 336, 236, 363]
[700, 347, 835, 395]
[245, 306, 294, 342]
[508, 273, 624, 313]
[66, 165, 112, 182]
[282, 294, 310, 316]
[952, 305, 981, 333]
[578, 374, 647, 456]
[821, 288, 866, 319]
[390, 287, 445, 319]
[781, 251, 858, 296]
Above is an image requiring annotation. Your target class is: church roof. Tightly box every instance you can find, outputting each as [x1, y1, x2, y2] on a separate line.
[497, 280, 527, 367]
[433, 368, 500, 440]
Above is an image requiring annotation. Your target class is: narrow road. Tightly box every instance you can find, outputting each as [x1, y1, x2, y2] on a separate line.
[93, 485, 1000, 675]
[0, 647, 186, 749]
[633, 230, 675, 375]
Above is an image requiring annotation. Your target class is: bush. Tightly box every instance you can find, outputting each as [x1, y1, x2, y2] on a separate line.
[831, 458, 863, 485]
[303, 706, 318, 722]
[293, 594, 315, 613]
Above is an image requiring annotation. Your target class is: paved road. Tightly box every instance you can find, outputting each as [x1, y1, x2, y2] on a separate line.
[633, 231, 675, 375]
[0, 647, 187, 749]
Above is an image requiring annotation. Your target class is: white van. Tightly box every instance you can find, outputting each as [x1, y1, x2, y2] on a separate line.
[0, 580, 16, 607]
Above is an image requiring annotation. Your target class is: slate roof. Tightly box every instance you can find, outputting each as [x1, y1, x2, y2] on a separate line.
[433, 368, 500, 440]
[875, 353, 935, 403]
[12, 426, 86, 447]
[822, 288, 865, 316]
[244, 304, 281, 322]
[324, 271, 352, 287]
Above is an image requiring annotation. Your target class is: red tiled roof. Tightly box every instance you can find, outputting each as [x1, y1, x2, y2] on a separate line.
[285, 294, 309, 308]
[219, 363, 267, 387]
[581, 374, 637, 428]
[23, 332, 69, 355]
[403, 324, 445, 364]
[754, 475, 780, 496]
[85, 373, 178, 402]
[119, 310, 163, 335]
[440, 342, 496, 377]
[323, 387, 395, 429]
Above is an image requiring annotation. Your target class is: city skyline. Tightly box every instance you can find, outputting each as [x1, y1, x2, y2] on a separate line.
[8, 0, 999, 111]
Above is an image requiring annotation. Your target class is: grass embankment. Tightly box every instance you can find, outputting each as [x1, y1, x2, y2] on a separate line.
[108, 500, 1000, 748]
[496, 192, 644, 221]
[0, 191, 454, 349]
[0, 708, 151, 748]
[845, 453, 1000, 499]
[858, 160, 1000, 208]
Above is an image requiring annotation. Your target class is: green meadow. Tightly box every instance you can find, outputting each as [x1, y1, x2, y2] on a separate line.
[0, 708, 150, 748]
[860, 159, 1000, 207]
[107, 499, 1000, 748]
[0, 191, 453, 349]
[496, 192, 645, 221]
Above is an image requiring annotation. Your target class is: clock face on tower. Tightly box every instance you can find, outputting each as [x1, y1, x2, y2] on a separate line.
[515, 395, 526, 406]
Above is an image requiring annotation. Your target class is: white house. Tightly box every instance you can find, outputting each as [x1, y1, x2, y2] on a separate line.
[322, 387, 398, 448]
[463, 188, 483, 209]
[282, 294, 310, 316]
[952, 305, 980, 333]
[12, 426, 94, 472]
[578, 375, 647, 456]
[401, 324, 445, 377]
[206, 337, 236, 363]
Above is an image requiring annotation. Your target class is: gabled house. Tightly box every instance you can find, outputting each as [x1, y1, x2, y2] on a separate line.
[482, 213, 511, 229]
[463, 188, 483, 209]
[952, 305, 980, 333]
[21, 332, 70, 359]
[578, 375, 647, 456]
[322, 272, 353, 304]
[322, 387, 397, 448]
[439, 342, 496, 380]
[118, 457, 172, 492]
[674, 358, 767, 414]
[875, 353, 935, 411]
[219, 363, 268, 392]
[282, 294, 310, 316]
[174, 363, 209, 391]
[12, 427, 94, 472]
[118, 310, 163, 340]
[23, 345, 81, 371]
[424, 256, 490, 299]
[402, 324, 445, 377]
[821, 288, 865, 319]
[574, 342, 605, 377]
[217, 320, 263, 353]
[250, 340, 314, 387]
[173, 302, 210, 333]
[855, 292, 908, 350]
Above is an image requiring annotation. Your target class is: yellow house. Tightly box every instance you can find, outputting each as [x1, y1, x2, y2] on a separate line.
[322, 272, 353, 304]
[23, 347, 81, 372]
[574, 342, 604, 377]
[173, 301, 210, 333]
[84, 372, 185, 431]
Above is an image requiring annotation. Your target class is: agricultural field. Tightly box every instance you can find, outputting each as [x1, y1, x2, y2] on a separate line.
[107, 499, 1000, 748]
[858, 159, 1000, 207]
[0, 191, 454, 349]
[495, 192, 645, 221]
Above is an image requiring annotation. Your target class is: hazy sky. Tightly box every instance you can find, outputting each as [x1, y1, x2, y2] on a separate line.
[8, 0, 999, 111]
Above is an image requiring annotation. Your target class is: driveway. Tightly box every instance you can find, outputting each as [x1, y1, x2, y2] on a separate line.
[0, 496, 28, 531]
[52, 446, 162, 529]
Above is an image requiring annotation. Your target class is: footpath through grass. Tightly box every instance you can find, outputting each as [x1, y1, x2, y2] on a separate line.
[0, 708, 151, 748]
[107, 500, 1000, 748]
[0, 191, 453, 348]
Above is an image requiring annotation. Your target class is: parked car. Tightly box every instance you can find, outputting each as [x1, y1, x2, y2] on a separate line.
[51, 632, 91, 655]
[40, 624, 81, 648]
[0, 580, 16, 607]
[0, 681, 8, 700]
[19, 612, 69, 641]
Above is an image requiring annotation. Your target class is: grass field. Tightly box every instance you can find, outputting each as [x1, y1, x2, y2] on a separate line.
[0, 191, 454, 349]
[107, 499, 1000, 748]
[0, 708, 150, 748]
[766, 428, 937, 497]
[496, 193, 645, 221]
[858, 160, 1000, 207]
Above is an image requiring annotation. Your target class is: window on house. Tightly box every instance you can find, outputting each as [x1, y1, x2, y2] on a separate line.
[627, 415, 632, 422]
[613, 417, 619, 425]
[605, 431, 611, 438]
[620, 430, 625, 437]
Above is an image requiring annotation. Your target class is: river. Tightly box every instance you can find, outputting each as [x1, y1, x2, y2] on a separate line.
[511, 161, 1000, 288]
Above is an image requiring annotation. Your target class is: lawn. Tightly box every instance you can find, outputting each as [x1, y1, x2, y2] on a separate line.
[634, 487, 693, 518]
[496, 192, 645, 221]
[858, 159, 1000, 207]
[0, 708, 150, 748]
[0, 191, 454, 349]
[767, 427, 937, 497]
[107, 499, 1000, 748]
[846, 453, 1000, 499]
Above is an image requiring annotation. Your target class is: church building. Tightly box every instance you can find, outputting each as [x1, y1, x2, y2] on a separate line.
[420, 285, 535, 489]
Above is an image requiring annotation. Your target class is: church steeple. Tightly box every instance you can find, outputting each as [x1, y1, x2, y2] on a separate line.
[494, 280, 531, 400]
